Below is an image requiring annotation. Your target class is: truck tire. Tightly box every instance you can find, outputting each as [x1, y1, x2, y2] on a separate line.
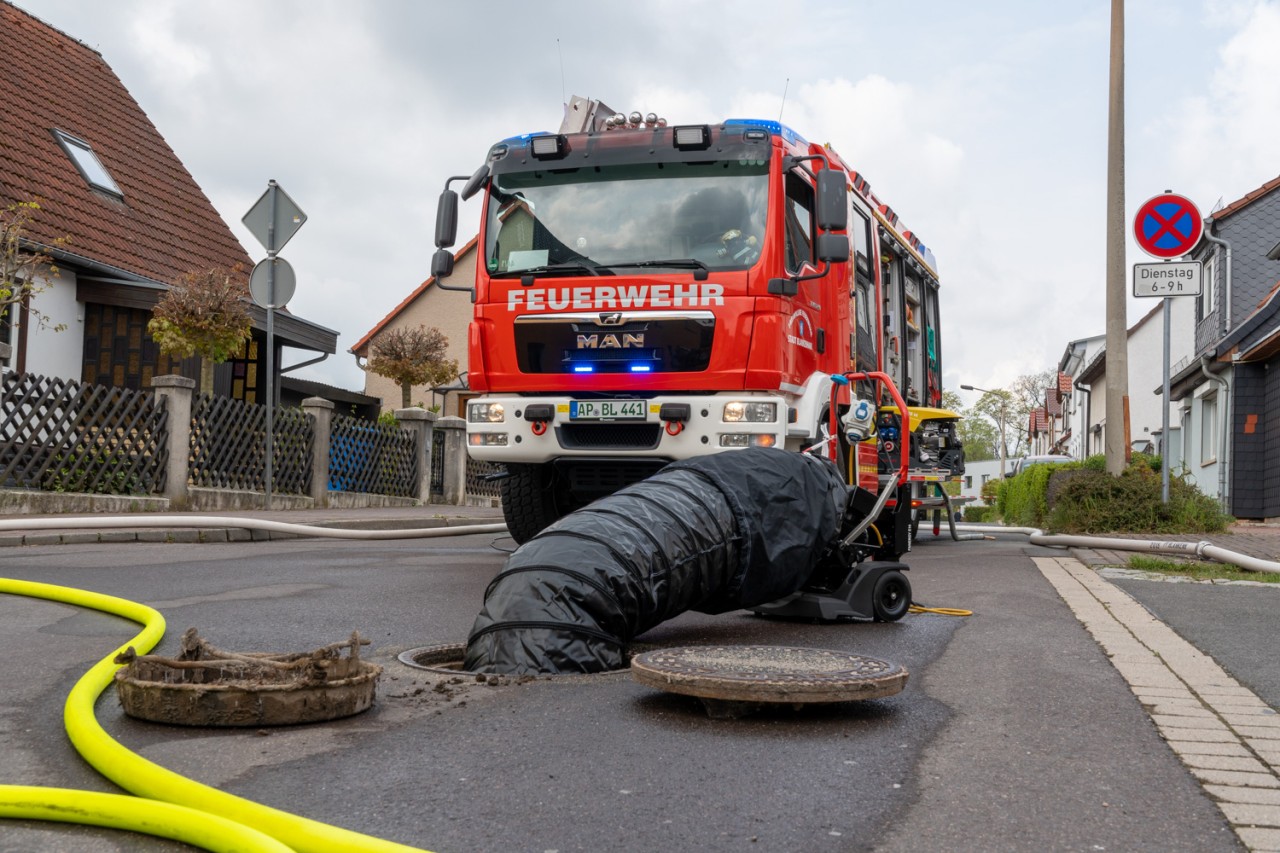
[501, 463, 569, 545]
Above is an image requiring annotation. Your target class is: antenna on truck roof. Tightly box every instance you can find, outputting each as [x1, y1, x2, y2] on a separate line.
[557, 38, 566, 105]
[779, 78, 790, 122]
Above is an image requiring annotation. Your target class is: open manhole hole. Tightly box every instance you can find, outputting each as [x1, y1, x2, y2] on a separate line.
[398, 642, 657, 679]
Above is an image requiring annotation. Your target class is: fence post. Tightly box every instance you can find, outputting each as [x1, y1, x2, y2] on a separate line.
[301, 397, 335, 507]
[437, 416, 467, 505]
[151, 375, 195, 508]
[396, 408, 438, 503]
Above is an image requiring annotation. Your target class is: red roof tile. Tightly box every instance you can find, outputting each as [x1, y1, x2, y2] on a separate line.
[1210, 173, 1280, 223]
[0, 2, 252, 285]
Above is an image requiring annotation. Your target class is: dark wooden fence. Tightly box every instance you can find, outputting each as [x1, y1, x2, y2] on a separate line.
[328, 412, 417, 497]
[190, 392, 312, 494]
[0, 372, 167, 494]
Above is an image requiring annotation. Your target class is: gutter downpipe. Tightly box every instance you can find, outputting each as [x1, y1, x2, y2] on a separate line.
[1199, 355, 1230, 512]
[1073, 378, 1092, 457]
[1201, 222, 1232, 513]
[1202, 221, 1232, 336]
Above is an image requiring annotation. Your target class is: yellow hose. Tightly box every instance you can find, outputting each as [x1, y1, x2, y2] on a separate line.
[0, 577, 429, 853]
[908, 604, 973, 617]
[0, 785, 292, 852]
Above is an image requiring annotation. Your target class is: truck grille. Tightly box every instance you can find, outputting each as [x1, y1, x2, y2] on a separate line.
[561, 460, 667, 497]
[514, 312, 714, 374]
[556, 423, 662, 450]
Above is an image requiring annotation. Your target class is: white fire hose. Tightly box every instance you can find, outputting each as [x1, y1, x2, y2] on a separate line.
[954, 524, 1280, 575]
[0, 514, 508, 540]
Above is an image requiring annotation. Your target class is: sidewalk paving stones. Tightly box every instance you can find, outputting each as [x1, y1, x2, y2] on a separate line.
[1037, 554, 1280, 850]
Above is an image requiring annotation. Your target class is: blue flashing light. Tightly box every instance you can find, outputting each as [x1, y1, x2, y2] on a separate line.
[498, 132, 553, 147]
[573, 365, 595, 374]
[724, 118, 807, 148]
[629, 364, 652, 373]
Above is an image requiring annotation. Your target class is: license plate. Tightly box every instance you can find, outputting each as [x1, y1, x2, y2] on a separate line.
[570, 399, 647, 421]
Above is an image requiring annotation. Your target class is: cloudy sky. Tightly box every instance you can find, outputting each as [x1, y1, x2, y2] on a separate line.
[13, 0, 1280, 404]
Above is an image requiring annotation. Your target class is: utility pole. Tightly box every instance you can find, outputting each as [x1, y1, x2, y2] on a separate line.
[1104, 0, 1130, 475]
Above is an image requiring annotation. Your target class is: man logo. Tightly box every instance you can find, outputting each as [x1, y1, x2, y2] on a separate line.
[597, 312, 624, 326]
[576, 333, 645, 349]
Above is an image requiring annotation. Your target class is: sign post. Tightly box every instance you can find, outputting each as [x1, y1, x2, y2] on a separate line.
[1133, 191, 1203, 503]
[243, 181, 306, 509]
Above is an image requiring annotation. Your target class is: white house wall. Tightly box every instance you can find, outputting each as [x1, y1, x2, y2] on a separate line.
[958, 458, 1004, 506]
[1128, 298, 1195, 454]
[21, 266, 83, 380]
[1179, 367, 1230, 502]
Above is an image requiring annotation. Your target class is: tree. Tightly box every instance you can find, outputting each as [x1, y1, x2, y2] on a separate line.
[364, 325, 459, 410]
[1009, 369, 1056, 456]
[942, 390, 997, 462]
[1, 199, 68, 360]
[147, 265, 252, 394]
[969, 388, 1019, 476]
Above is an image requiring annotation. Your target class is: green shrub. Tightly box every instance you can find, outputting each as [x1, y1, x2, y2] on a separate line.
[998, 460, 1079, 527]
[980, 478, 1001, 504]
[1046, 463, 1230, 534]
[1081, 454, 1107, 472]
[963, 505, 995, 523]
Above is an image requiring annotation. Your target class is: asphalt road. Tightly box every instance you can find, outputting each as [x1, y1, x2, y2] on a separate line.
[0, 532, 1250, 852]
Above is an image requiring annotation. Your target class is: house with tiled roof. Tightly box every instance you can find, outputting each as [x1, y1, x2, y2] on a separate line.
[350, 238, 476, 414]
[1062, 295, 1196, 464]
[0, 1, 336, 400]
[1165, 173, 1280, 518]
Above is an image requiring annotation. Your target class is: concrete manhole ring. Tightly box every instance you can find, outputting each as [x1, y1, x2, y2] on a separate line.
[397, 643, 470, 676]
[630, 645, 908, 705]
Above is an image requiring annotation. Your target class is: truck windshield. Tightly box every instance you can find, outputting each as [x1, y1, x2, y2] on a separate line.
[485, 161, 768, 276]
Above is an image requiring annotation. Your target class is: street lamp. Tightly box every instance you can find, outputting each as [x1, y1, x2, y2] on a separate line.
[961, 384, 1008, 479]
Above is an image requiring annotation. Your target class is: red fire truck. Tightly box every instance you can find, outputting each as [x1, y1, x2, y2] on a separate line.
[431, 97, 962, 545]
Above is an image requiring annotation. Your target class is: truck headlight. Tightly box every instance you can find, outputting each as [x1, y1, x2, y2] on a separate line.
[722, 401, 777, 423]
[468, 433, 509, 447]
[468, 402, 506, 423]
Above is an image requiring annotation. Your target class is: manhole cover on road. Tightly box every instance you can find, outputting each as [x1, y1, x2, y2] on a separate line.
[630, 645, 908, 708]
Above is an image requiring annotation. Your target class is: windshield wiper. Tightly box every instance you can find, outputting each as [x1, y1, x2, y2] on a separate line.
[493, 261, 610, 279]
[604, 258, 709, 272]
[600, 258, 711, 280]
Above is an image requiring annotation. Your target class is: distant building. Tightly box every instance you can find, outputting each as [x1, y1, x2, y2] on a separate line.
[1065, 297, 1195, 467]
[350, 239, 476, 415]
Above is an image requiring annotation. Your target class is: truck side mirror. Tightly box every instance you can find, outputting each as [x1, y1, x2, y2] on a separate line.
[816, 232, 850, 264]
[430, 248, 455, 279]
[816, 169, 848, 231]
[460, 163, 490, 201]
[435, 190, 459, 249]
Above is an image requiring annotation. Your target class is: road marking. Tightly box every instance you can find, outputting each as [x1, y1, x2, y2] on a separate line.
[1035, 556, 1280, 851]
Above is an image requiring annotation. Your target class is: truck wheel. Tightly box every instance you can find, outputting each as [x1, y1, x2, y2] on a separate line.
[501, 463, 569, 545]
[871, 569, 911, 622]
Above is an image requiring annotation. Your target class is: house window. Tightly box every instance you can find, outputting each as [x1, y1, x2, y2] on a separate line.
[226, 337, 261, 404]
[0, 302, 13, 369]
[1200, 393, 1218, 465]
[1198, 252, 1217, 322]
[52, 130, 124, 199]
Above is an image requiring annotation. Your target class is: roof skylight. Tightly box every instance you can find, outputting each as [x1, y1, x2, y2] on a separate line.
[53, 129, 123, 198]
